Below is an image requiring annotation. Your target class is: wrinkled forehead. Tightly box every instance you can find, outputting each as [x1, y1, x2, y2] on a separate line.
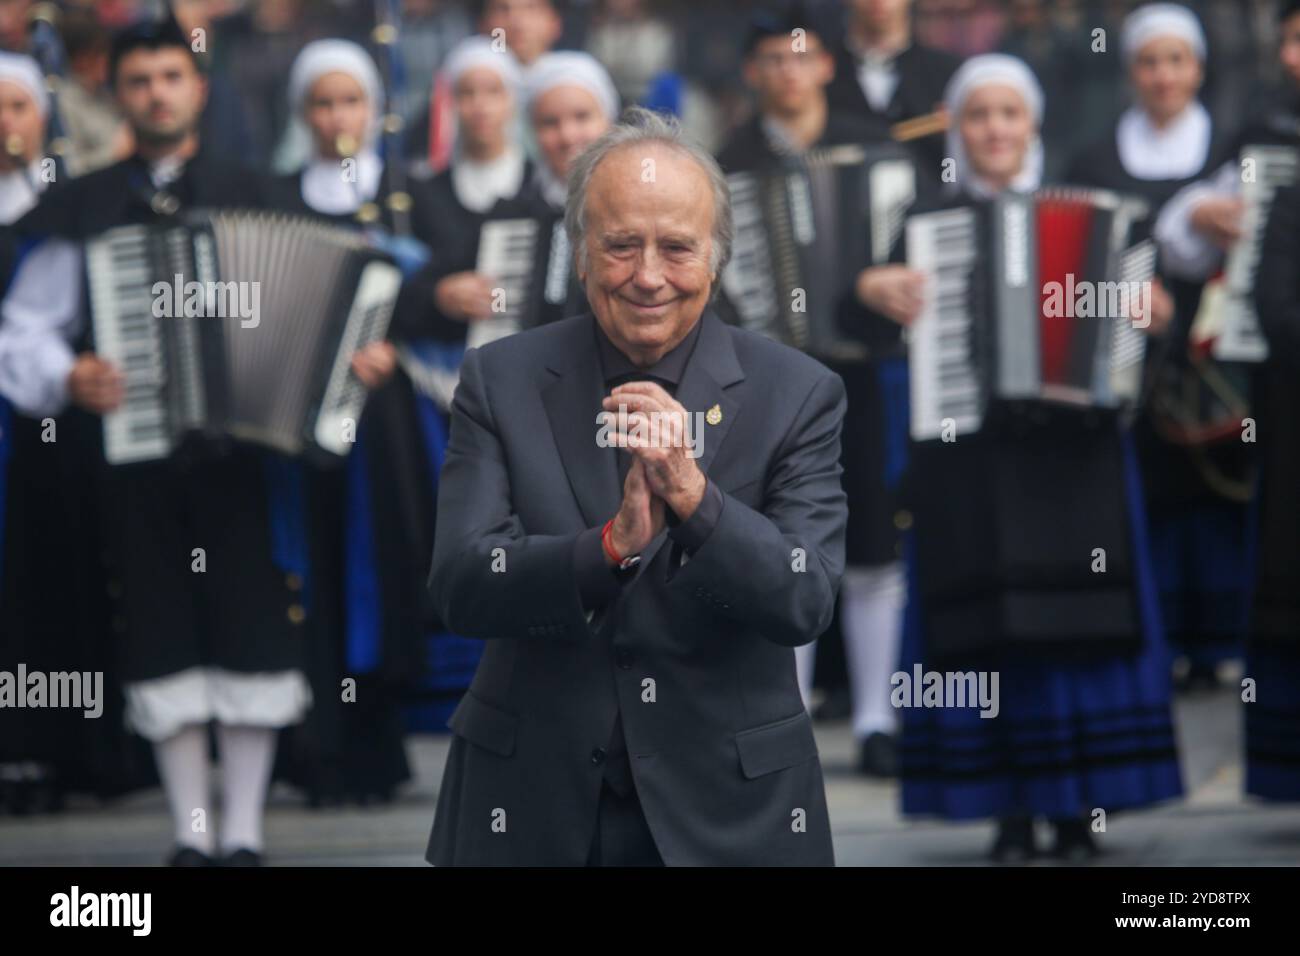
[587, 143, 716, 224]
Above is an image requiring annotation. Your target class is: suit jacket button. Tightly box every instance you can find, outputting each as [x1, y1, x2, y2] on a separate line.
[287, 604, 306, 625]
[590, 748, 606, 765]
[615, 649, 634, 669]
[894, 510, 913, 531]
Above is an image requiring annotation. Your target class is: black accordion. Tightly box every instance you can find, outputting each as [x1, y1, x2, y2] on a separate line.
[721, 143, 916, 361]
[86, 209, 402, 465]
[467, 210, 581, 349]
[905, 188, 1155, 441]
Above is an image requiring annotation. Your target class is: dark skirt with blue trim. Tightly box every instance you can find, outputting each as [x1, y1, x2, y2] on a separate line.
[899, 431, 1184, 820]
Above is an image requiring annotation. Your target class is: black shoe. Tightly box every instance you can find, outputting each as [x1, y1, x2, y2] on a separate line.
[857, 732, 898, 778]
[990, 816, 1036, 863]
[1049, 819, 1100, 862]
[221, 848, 264, 867]
[167, 845, 215, 867]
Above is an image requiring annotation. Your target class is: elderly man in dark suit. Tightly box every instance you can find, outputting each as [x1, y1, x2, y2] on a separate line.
[424, 106, 848, 866]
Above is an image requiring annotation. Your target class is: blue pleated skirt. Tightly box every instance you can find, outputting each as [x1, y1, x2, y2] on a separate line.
[898, 431, 1184, 820]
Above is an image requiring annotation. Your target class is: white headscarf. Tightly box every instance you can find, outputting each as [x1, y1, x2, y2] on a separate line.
[1121, 3, 1207, 65]
[942, 54, 1044, 198]
[524, 51, 620, 123]
[0, 52, 47, 121]
[523, 51, 620, 208]
[282, 39, 386, 213]
[444, 35, 523, 93]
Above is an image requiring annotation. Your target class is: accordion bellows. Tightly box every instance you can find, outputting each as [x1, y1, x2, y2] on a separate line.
[87, 209, 403, 465]
[721, 143, 917, 361]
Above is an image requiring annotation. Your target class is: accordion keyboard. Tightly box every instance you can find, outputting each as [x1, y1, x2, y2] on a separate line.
[313, 261, 404, 456]
[86, 227, 172, 464]
[721, 172, 781, 336]
[907, 208, 982, 441]
[470, 218, 538, 349]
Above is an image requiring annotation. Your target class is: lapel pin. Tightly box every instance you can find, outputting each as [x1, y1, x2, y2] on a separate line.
[706, 404, 722, 426]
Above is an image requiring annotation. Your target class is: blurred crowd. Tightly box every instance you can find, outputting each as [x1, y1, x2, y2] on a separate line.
[1, 0, 1294, 183]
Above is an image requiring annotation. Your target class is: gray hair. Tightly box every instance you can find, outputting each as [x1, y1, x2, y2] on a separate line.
[564, 106, 733, 287]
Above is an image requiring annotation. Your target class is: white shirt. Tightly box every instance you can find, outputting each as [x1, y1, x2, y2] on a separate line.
[856, 51, 900, 114]
[1154, 160, 1239, 281]
[1116, 102, 1212, 181]
[535, 162, 568, 211]
[0, 237, 83, 417]
[0, 160, 46, 225]
[451, 144, 525, 213]
[300, 148, 383, 214]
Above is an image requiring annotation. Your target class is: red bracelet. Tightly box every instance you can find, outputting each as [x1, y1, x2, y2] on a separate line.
[601, 519, 623, 565]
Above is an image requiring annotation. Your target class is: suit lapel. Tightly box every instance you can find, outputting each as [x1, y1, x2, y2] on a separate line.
[542, 321, 622, 528]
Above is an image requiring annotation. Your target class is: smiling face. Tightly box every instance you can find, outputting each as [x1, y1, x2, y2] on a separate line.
[532, 84, 609, 181]
[1130, 35, 1202, 125]
[958, 83, 1034, 188]
[580, 143, 716, 366]
[305, 71, 371, 158]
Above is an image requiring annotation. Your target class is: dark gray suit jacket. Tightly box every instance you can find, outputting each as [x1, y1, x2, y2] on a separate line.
[425, 308, 848, 865]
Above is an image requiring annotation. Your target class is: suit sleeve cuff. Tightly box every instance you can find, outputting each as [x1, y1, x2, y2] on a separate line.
[667, 478, 724, 554]
[574, 525, 625, 611]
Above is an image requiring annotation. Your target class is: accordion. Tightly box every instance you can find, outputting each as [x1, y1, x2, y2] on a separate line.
[467, 211, 579, 349]
[906, 188, 1155, 441]
[86, 209, 402, 465]
[721, 143, 916, 361]
[1210, 144, 1298, 362]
